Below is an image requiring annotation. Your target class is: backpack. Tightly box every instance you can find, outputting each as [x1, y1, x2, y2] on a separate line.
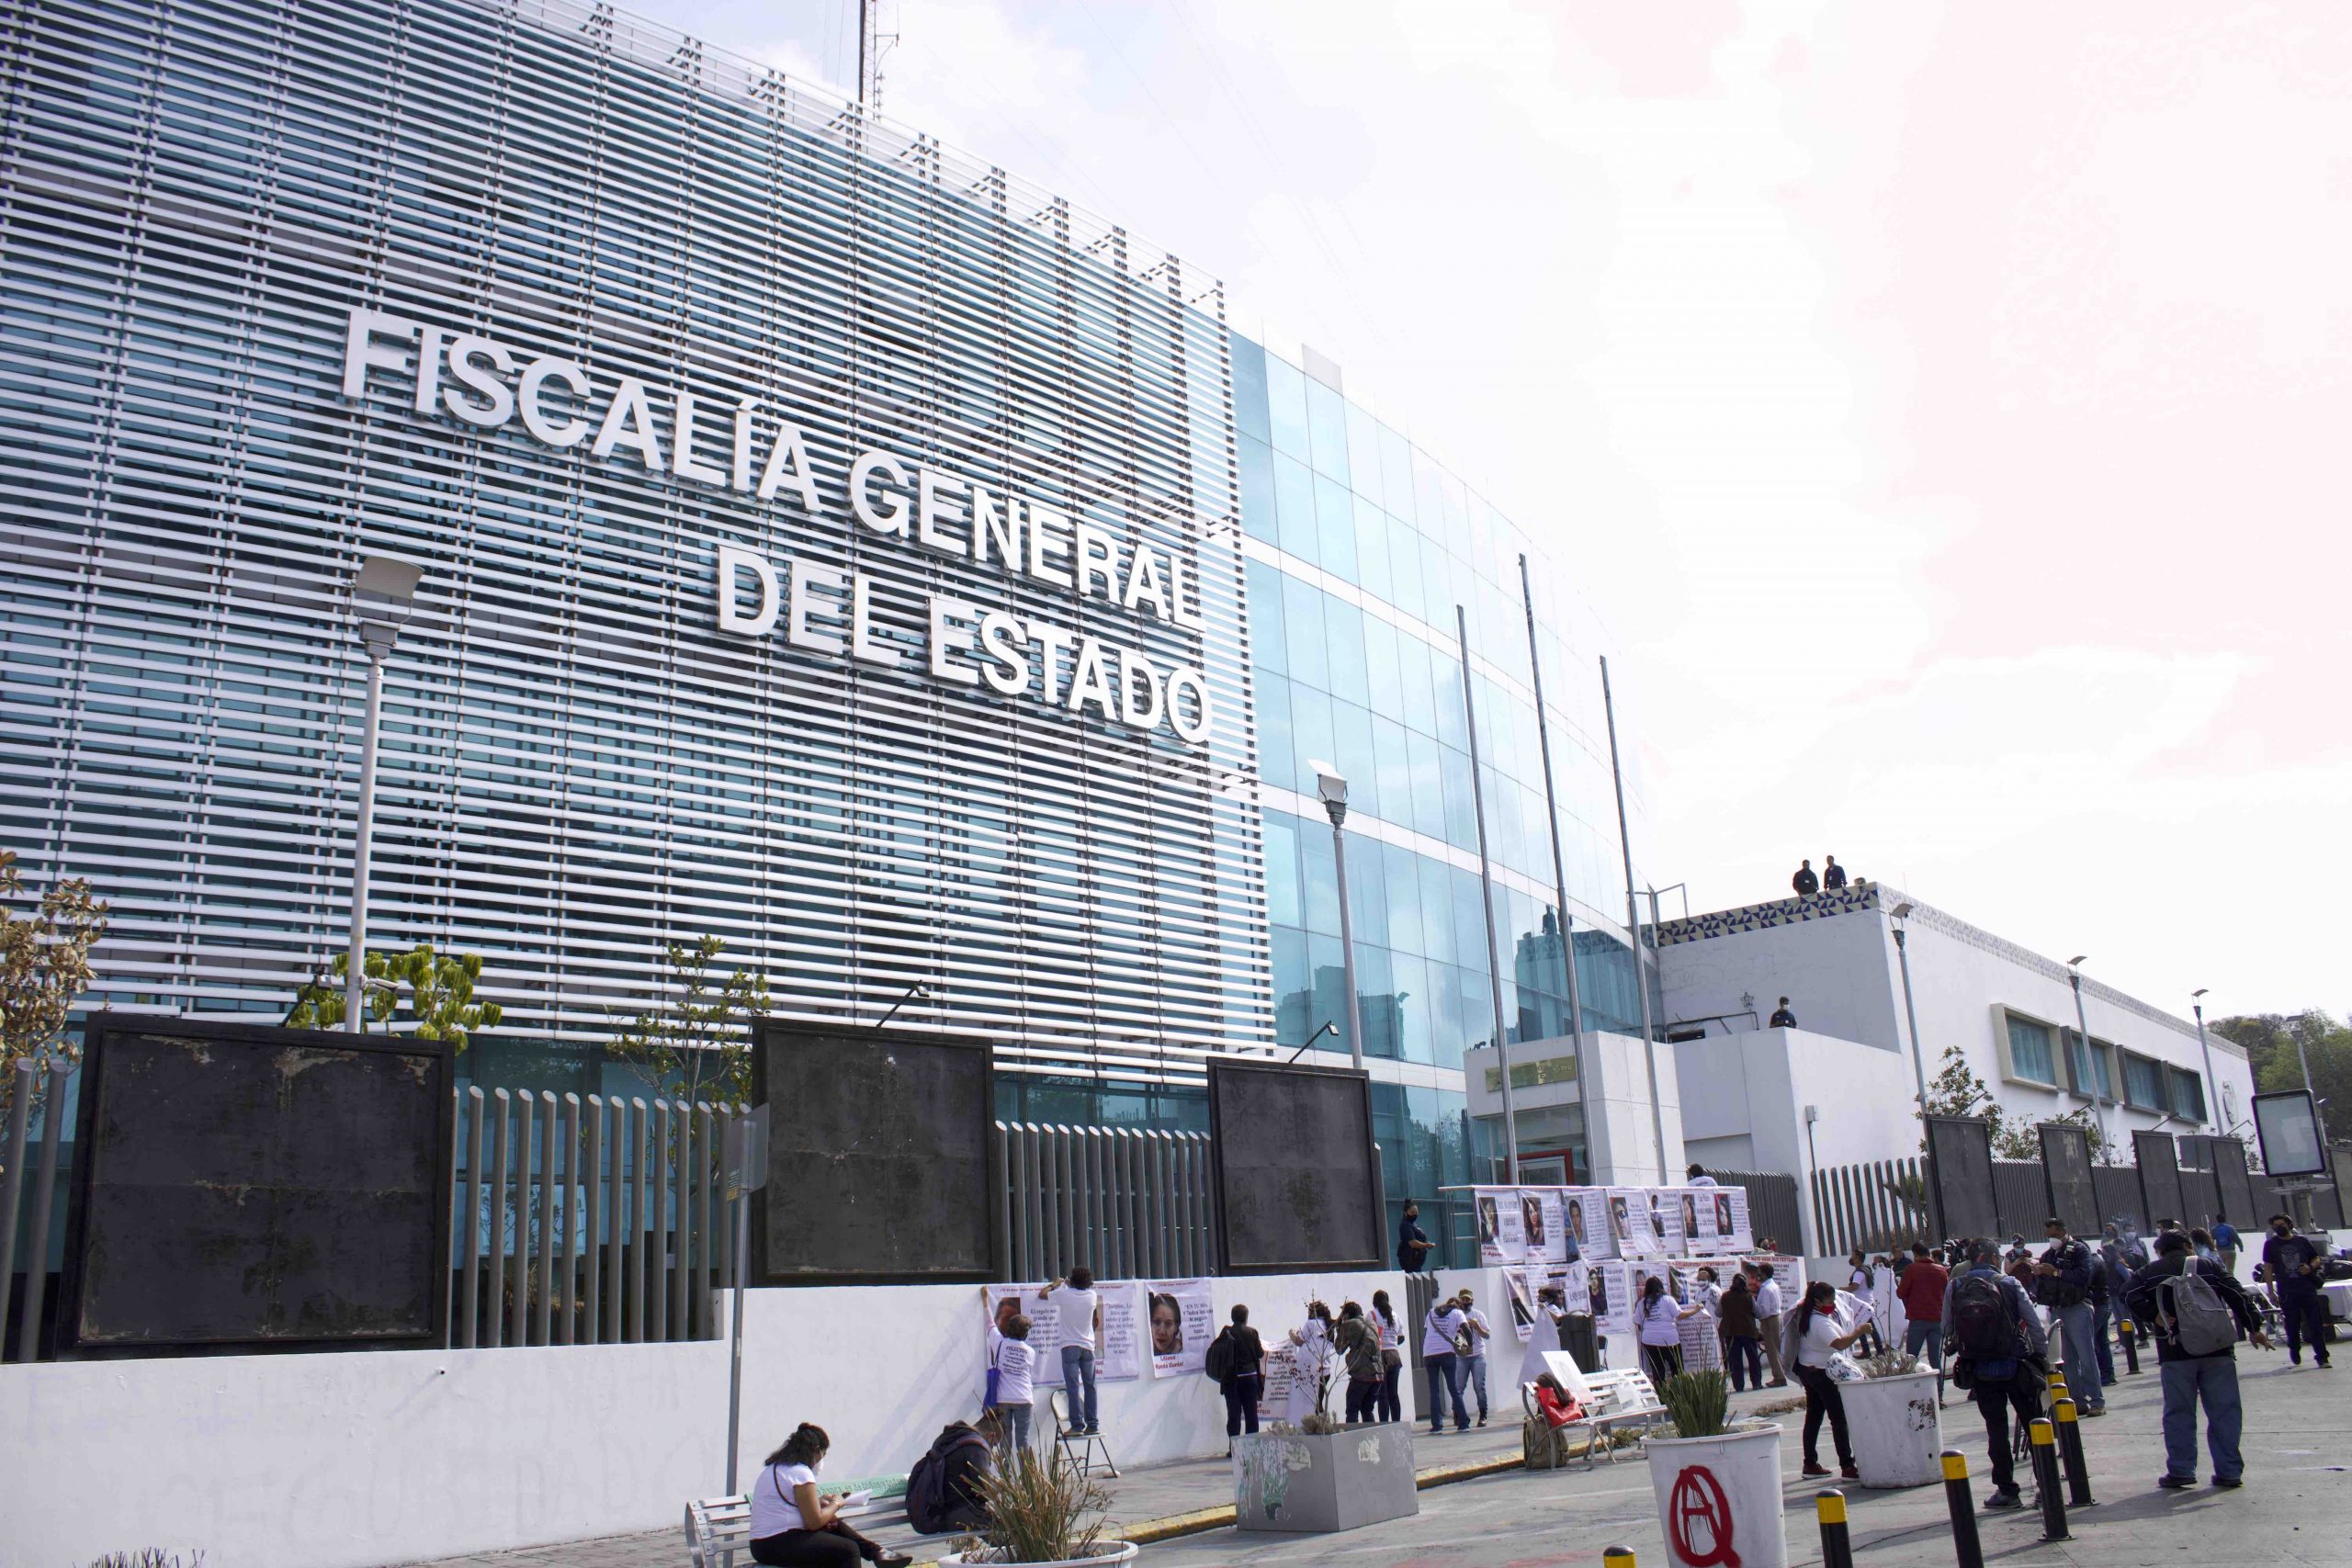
[907, 1428, 991, 1534]
[2158, 1261, 2239, 1357]
[1204, 1325, 1234, 1382]
[1950, 1271, 2014, 1359]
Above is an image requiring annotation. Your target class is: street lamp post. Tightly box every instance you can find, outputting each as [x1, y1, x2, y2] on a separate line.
[1890, 903, 1928, 1111]
[1309, 761, 1364, 1074]
[2190, 989, 2221, 1133]
[2065, 956, 2110, 1156]
[345, 556, 423, 1032]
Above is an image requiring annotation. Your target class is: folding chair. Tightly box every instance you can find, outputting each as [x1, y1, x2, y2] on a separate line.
[1051, 1386, 1119, 1478]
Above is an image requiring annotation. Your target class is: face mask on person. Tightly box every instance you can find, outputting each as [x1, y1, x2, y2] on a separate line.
[2275, 1222, 2293, 1236]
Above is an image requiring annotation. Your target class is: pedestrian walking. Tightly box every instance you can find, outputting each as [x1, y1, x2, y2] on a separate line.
[2213, 1218, 2241, 1276]
[1846, 1252, 1884, 1357]
[1337, 1300, 1382, 1423]
[1719, 1272, 1765, 1390]
[1039, 1268, 1103, 1436]
[1372, 1289, 1405, 1421]
[1792, 859, 1819, 897]
[1942, 1239, 2049, 1510]
[1635, 1272, 1702, 1383]
[1421, 1292, 1473, 1434]
[2260, 1214, 2332, 1369]
[1783, 1280, 1863, 1480]
[1457, 1287, 1496, 1427]
[1895, 1241, 1950, 1371]
[2125, 1229, 2269, 1488]
[1210, 1304, 1265, 1454]
[1752, 1263, 1791, 1386]
[2031, 1217, 2105, 1415]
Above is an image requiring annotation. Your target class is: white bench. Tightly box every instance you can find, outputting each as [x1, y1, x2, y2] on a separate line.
[1521, 1367, 1668, 1469]
[685, 1484, 914, 1568]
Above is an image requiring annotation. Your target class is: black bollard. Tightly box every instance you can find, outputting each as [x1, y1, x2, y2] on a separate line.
[2118, 1316, 2141, 1375]
[1941, 1450, 1984, 1568]
[2053, 1397, 2097, 1507]
[2030, 1417, 2069, 1541]
[1817, 1490, 1855, 1568]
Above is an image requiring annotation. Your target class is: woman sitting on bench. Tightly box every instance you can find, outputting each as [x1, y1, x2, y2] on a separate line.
[749, 1423, 912, 1568]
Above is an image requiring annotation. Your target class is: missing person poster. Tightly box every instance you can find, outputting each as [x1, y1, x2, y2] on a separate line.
[1718, 1187, 1754, 1252]
[985, 1280, 1143, 1385]
[1505, 1267, 1538, 1343]
[1147, 1279, 1216, 1378]
[1516, 1190, 1558, 1263]
[1648, 1190, 1686, 1255]
[1476, 1186, 1526, 1264]
[1565, 1187, 1613, 1260]
[1679, 1189, 1716, 1254]
[1256, 1338, 1297, 1423]
[1595, 1259, 1634, 1338]
[1607, 1188, 1657, 1256]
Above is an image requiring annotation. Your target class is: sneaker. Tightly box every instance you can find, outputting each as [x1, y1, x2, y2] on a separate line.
[2082, 1405, 2107, 1417]
[1840, 1464, 1860, 1481]
[2159, 1474, 2196, 1491]
[2212, 1476, 2243, 1489]
[1802, 1461, 1833, 1479]
[1477, 1416, 1487, 1427]
[1984, 1490, 2022, 1511]
[876, 1554, 914, 1568]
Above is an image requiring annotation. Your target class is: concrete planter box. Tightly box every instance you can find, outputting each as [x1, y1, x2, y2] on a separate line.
[1233, 1423, 1419, 1533]
[1840, 1371, 1940, 1488]
[938, 1544, 1137, 1566]
[1645, 1425, 1786, 1568]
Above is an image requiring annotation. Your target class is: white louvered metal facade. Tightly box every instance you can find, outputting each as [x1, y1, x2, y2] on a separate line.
[0, 0, 1269, 1088]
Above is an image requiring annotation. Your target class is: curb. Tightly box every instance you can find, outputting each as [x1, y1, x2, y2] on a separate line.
[1113, 1449, 1528, 1546]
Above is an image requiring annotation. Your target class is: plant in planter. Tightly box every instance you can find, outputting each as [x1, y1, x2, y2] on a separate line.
[1856, 1345, 1923, 1380]
[944, 1447, 1135, 1566]
[1837, 1348, 1940, 1489]
[1645, 1370, 1786, 1568]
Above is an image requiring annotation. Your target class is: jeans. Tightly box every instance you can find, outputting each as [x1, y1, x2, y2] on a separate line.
[750, 1523, 882, 1566]
[1424, 1350, 1468, 1431]
[1463, 1353, 1489, 1419]
[2090, 1300, 2116, 1384]
[999, 1401, 1031, 1454]
[1797, 1365, 1853, 1468]
[1726, 1334, 1764, 1390]
[1904, 1321, 1944, 1371]
[2050, 1302, 2102, 1407]
[1225, 1371, 1261, 1438]
[2278, 1282, 2331, 1364]
[1758, 1314, 1788, 1382]
[1378, 1359, 1403, 1422]
[1970, 1373, 2042, 1494]
[1061, 1345, 1098, 1432]
[1345, 1376, 1380, 1423]
[2159, 1355, 2244, 1481]
[1643, 1342, 1684, 1385]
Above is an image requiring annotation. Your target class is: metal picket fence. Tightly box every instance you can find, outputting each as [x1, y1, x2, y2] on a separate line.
[996, 1121, 1216, 1283]
[1699, 1168, 1804, 1253]
[1810, 1156, 1932, 1257]
[0, 1063, 72, 1362]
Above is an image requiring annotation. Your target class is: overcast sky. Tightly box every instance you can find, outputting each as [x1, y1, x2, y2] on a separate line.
[624, 0, 2350, 1021]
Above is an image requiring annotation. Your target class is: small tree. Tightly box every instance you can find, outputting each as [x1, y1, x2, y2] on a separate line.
[0, 847, 108, 1125]
[285, 943, 503, 1051]
[605, 935, 768, 1107]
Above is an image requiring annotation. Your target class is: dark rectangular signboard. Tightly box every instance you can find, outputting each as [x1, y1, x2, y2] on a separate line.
[2038, 1122, 2098, 1237]
[2132, 1129, 2186, 1230]
[2212, 1137, 2258, 1228]
[1207, 1058, 1382, 1273]
[1925, 1115, 1998, 1241]
[62, 1015, 453, 1355]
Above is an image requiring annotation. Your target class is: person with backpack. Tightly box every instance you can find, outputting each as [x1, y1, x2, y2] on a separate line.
[1941, 1238, 2051, 1510]
[906, 1414, 997, 1536]
[1421, 1292, 1473, 1435]
[1337, 1300, 1382, 1422]
[2031, 1217, 2105, 1416]
[2125, 1229, 2268, 1489]
[2260, 1213, 2332, 1370]
[981, 1304, 1037, 1454]
[1206, 1303, 1265, 1453]
[1372, 1290, 1405, 1421]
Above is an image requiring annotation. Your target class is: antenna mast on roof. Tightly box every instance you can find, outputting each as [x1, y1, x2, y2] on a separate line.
[858, 0, 899, 115]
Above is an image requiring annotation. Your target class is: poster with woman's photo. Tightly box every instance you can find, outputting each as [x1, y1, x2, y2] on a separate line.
[984, 1280, 1143, 1386]
[1565, 1188, 1614, 1260]
[1254, 1338, 1298, 1423]
[1680, 1189, 1718, 1254]
[1648, 1190, 1685, 1255]
[1517, 1190, 1551, 1262]
[1608, 1187, 1657, 1255]
[1476, 1185, 1526, 1265]
[1532, 1188, 1571, 1263]
[1593, 1259, 1634, 1338]
[1719, 1187, 1754, 1252]
[1504, 1266, 1538, 1343]
[1146, 1279, 1216, 1378]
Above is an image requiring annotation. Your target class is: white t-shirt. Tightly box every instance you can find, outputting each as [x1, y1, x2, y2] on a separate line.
[1793, 1303, 1850, 1369]
[1422, 1304, 1467, 1357]
[1461, 1307, 1493, 1356]
[1755, 1280, 1784, 1317]
[990, 1330, 1035, 1406]
[1636, 1293, 1685, 1348]
[1848, 1269, 1874, 1304]
[1374, 1310, 1402, 1351]
[749, 1461, 817, 1538]
[1690, 1174, 1719, 1187]
[1057, 1287, 1100, 1352]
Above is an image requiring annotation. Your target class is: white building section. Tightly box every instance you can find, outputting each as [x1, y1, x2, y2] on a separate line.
[1655, 886, 2256, 1162]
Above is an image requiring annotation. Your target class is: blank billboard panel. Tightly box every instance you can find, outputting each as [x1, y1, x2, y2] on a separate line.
[2133, 1129, 2186, 1230]
[1208, 1059, 1382, 1273]
[2038, 1122, 2098, 1237]
[1925, 1116, 1998, 1241]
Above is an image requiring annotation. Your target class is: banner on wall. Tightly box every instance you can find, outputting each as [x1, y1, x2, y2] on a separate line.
[1146, 1279, 1216, 1378]
[1564, 1188, 1611, 1260]
[1607, 1188, 1658, 1256]
[1476, 1187, 1526, 1265]
[1256, 1339, 1298, 1423]
[985, 1281, 1145, 1385]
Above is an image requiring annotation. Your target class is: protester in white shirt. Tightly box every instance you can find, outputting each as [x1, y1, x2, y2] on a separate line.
[1372, 1289, 1406, 1423]
[1041, 1268, 1104, 1437]
[1456, 1288, 1497, 1427]
[1635, 1273, 1703, 1383]
[984, 1303, 1038, 1454]
[1284, 1300, 1336, 1424]
[1781, 1282, 1865, 1482]
[1421, 1296, 1472, 1434]
[1751, 1263, 1791, 1388]
[1686, 1165, 1719, 1188]
[748, 1423, 910, 1567]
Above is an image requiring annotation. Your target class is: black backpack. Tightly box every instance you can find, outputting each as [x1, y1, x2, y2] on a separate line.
[1950, 1271, 2013, 1359]
[1204, 1325, 1235, 1382]
[907, 1428, 990, 1534]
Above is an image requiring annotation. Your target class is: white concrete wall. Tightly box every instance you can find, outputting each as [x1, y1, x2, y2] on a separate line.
[1659, 909, 1904, 1054]
[2, 1269, 1409, 1568]
[1462, 1029, 1686, 1187]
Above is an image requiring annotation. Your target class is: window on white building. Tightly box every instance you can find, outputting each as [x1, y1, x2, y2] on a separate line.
[2062, 1030, 2113, 1100]
[2167, 1066, 2207, 1122]
[2120, 1051, 2165, 1110]
[2006, 1015, 2057, 1085]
